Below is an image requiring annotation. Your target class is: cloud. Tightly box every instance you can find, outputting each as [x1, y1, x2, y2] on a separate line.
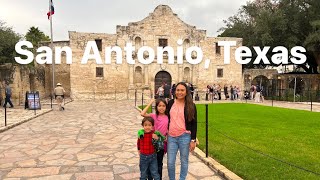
[0, 0, 248, 40]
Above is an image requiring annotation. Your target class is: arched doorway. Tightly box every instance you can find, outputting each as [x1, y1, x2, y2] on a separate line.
[154, 71, 172, 96]
[289, 77, 305, 95]
[252, 75, 269, 88]
[252, 75, 270, 95]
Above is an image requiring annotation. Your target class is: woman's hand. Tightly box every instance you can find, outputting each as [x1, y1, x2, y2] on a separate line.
[189, 141, 196, 152]
[152, 134, 159, 140]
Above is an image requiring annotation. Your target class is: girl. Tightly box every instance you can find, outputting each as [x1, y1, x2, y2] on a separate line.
[141, 98, 169, 180]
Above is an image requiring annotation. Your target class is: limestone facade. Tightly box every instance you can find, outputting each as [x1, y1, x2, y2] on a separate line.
[41, 41, 71, 97]
[0, 64, 41, 106]
[67, 5, 243, 100]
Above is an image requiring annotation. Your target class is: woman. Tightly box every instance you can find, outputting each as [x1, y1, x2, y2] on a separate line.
[167, 82, 197, 180]
[157, 84, 165, 98]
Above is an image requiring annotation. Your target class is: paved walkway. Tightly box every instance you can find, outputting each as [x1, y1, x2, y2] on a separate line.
[0, 101, 221, 180]
[194, 99, 320, 112]
[0, 99, 72, 129]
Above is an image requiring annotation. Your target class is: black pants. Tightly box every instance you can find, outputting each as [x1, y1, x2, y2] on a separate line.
[3, 95, 13, 107]
[147, 150, 165, 180]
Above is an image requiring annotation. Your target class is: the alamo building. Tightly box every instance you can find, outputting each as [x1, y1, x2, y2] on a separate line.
[44, 5, 243, 100]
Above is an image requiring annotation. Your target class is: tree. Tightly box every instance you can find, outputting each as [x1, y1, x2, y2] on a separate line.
[25, 26, 50, 49]
[219, 0, 320, 73]
[24, 26, 50, 68]
[304, 20, 320, 73]
[0, 20, 21, 64]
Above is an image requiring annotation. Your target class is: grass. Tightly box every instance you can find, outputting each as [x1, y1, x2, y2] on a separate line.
[138, 105, 152, 113]
[196, 103, 320, 180]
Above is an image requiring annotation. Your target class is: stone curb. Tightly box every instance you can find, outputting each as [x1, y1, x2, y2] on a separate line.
[193, 147, 243, 180]
[0, 109, 53, 133]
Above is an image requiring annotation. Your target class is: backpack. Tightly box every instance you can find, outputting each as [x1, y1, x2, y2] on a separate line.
[152, 131, 165, 152]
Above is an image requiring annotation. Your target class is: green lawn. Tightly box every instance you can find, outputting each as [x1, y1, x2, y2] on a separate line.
[138, 105, 153, 113]
[196, 103, 320, 180]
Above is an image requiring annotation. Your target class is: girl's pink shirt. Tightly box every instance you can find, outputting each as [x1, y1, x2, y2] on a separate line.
[169, 102, 190, 137]
[150, 113, 169, 136]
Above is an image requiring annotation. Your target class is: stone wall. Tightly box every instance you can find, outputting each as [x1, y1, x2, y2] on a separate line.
[243, 69, 278, 90]
[68, 5, 243, 100]
[277, 74, 320, 91]
[0, 40, 71, 106]
[0, 64, 31, 106]
[42, 41, 71, 97]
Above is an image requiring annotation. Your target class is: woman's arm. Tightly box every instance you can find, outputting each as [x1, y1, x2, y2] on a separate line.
[140, 98, 155, 117]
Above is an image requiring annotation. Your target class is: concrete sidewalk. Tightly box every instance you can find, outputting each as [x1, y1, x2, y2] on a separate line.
[194, 99, 320, 112]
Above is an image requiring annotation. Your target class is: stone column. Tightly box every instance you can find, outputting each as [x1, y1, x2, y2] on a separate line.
[129, 65, 134, 89]
[128, 65, 136, 100]
[191, 65, 194, 84]
[144, 66, 149, 88]
[178, 65, 183, 82]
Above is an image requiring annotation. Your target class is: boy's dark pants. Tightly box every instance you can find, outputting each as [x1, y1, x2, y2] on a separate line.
[140, 153, 160, 180]
[147, 150, 165, 180]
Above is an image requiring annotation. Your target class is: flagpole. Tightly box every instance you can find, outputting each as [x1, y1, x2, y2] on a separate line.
[49, 0, 55, 102]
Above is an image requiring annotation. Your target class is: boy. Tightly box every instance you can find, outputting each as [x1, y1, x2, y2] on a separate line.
[137, 117, 162, 180]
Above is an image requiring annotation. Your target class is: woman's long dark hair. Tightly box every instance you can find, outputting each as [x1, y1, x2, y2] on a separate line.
[176, 82, 195, 122]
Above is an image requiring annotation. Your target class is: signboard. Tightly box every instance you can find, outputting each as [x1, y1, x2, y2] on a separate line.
[27, 92, 41, 110]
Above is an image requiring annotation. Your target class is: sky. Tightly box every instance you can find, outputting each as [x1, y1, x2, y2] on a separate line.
[0, 0, 249, 41]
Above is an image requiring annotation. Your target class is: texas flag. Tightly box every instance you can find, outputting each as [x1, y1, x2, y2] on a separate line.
[47, 0, 55, 19]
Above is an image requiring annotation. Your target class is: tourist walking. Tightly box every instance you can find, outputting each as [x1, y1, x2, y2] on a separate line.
[3, 82, 14, 108]
[54, 83, 66, 110]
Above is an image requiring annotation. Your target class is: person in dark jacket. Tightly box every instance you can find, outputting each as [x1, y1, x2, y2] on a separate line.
[3, 82, 14, 108]
[224, 84, 229, 100]
[166, 82, 197, 180]
[171, 84, 176, 99]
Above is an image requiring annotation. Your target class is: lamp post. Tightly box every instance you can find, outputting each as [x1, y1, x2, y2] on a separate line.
[293, 77, 297, 102]
[247, 75, 251, 102]
[271, 78, 274, 106]
[277, 76, 281, 101]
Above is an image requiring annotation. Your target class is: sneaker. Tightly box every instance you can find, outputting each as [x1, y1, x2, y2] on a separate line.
[62, 107, 65, 110]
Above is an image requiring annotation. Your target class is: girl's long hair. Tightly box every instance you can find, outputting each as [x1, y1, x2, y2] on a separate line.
[155, 98, 168, 116]
[176, 82, 195, 122]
